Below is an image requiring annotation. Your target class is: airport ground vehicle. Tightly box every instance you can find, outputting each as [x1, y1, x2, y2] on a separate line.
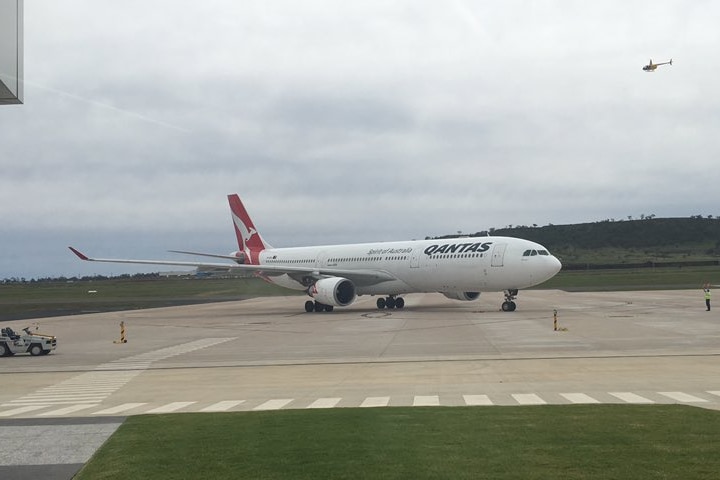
[0, 326, 57, 356]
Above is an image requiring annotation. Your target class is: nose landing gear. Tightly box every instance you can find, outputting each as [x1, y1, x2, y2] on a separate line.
[501, 289, 518, 312]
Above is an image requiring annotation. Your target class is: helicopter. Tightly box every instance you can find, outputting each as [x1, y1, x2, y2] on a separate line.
[643, 58, 672, 72]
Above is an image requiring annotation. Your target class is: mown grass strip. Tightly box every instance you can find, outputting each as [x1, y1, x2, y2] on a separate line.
[76, 405, 720, 480]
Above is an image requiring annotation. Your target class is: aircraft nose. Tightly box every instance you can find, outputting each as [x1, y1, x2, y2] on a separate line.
[550, 255, 562, 275]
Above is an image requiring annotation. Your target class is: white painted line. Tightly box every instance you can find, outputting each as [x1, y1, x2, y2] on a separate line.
[560, 393, 600, 404]
[93, 403, 148, 415]
[39, 404, 99, 416]
[306, 398, 342, 409]
[4, 400, 103, 406]
[413, 395, 440, 407]
[13, 394, 109, 401]
[463, 395, 493, 406]
[609, 392, 654, 404]
[201, 401, 246, 412]
[360, 397, 390, 408]
[658, 392, 708, 403]
[146, 402, 196, 414]
[512, 394, 546, 405]
[0, 405, 49, 417]
[253, 399, 293, 411]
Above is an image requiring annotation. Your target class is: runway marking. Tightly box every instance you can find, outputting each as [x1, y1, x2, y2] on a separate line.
[254, 399, 293, 411]
[201, 401, 246, 412]
[38, 404, 99, 416]
[609, 392, 654, 404]
[560, 393, 600, 404]
[512, 394, 546, 405]
[0, 405, 49, 417]
[463, 395, 493, 406]
[307, 398, 342, 409]
[93, 403, 148, 415]
[360, 396, 390, 408]
[94, 338, 237, 371]
[2, 390, 720, 418]
[146, 402, 196, 414]
[5, 339, 237, 409]
[658, 392, 708, 403]
[413, 395, 440, 407]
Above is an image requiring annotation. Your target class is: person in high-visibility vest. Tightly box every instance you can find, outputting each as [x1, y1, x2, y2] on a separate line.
[703, 283, 711, 311]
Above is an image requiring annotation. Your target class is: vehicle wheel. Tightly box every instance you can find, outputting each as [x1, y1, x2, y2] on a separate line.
[376, 298, 386, 309]
[29, 344, 43, 356]
[0, 343, 8, 357]
[305, 300, 315, 313]
[41, 349, 50, 355]
[385, 297, 396, 309]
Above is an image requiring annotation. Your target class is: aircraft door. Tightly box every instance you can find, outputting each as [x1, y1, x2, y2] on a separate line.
[491, 243, 507, 267]
[410, 249, 420, 268]
[316, 251, 329, 268]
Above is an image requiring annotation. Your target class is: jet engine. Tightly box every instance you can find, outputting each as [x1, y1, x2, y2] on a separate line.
[229, 251, 246, 264]
[309, 277, 357, 307]
[441, 291, 481, 301]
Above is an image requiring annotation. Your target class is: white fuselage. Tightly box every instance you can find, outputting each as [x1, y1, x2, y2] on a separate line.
[256, 236, 561, 296]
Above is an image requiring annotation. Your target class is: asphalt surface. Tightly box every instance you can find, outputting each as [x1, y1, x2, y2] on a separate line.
[1, 289, 718, 479]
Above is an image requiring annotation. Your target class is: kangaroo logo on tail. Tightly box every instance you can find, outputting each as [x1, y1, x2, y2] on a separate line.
[227, 195, 271, 264]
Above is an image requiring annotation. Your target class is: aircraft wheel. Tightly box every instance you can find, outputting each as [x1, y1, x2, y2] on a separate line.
[305, 301, 315, 313]
[324, 305, 334, 312]
[385, 297, 396, 309]
[395, 297, 405, 309]
[314, 301, 325, 312]
[376, 298, 386, 309]
[501, 301, 517, 312]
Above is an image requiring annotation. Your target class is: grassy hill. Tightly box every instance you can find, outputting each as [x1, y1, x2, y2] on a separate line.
[451, 217, 720, 267]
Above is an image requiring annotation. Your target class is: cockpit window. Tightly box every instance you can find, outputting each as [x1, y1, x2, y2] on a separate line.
[524, 249, 551, 257]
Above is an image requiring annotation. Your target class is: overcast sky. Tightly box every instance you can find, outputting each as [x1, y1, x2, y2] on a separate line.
[1, 0, 719, 279]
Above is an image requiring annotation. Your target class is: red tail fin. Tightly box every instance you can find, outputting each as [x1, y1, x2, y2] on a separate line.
[227, 195, 271, 264]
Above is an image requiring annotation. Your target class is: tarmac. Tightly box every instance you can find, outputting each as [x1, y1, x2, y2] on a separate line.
[1, 289, 718, 479]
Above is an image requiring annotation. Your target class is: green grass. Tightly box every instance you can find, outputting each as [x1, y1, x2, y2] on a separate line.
[0, 277, 297, 320]
[537, 266, 718, 291]
[76, 405, 720, 480]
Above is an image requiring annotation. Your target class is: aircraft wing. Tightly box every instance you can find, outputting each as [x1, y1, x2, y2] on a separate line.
[68, 247, 397, 286]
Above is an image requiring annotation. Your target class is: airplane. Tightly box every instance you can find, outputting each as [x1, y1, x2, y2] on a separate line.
[643, 58, 672, 72]
[69, 194, 562, 313]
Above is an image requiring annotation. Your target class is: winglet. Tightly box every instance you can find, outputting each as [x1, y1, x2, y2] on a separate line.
[68, 247, 90, 261]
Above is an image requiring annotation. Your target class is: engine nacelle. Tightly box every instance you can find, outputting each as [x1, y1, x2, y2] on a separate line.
[442, 291, 481, 301]
[309, 277, 357, 307]
[229, 251, 246, 264]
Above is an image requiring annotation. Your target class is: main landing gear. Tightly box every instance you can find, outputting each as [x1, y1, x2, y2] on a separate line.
[376, 296, 405, 310]
[501, 289, 518, 312]
[305, 300, 334, 313]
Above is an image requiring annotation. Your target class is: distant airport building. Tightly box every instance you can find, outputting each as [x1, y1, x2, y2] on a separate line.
[0, 0, 23, 105]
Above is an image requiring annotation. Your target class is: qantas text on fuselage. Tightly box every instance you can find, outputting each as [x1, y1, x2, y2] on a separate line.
[70, 194, 562, 313]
